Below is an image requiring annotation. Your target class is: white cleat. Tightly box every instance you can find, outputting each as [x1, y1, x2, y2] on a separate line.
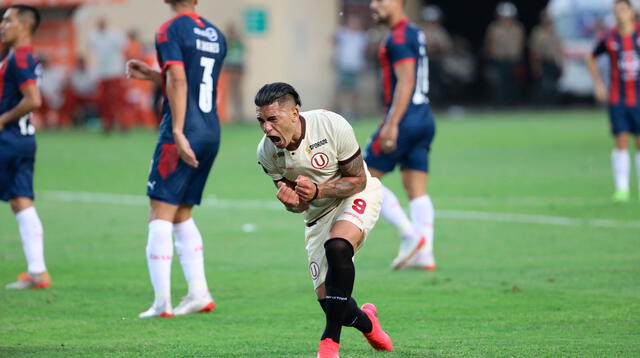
[138, 301, 174, 318]
[391, 236, 426, 270]
[405, 250, 436, 270]
[173, 294, 215, 316]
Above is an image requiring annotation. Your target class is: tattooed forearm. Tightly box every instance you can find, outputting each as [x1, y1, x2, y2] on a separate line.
[318, 153, 367, 199]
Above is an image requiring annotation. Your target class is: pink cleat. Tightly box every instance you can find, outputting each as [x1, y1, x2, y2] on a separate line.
[361, 303, 394, 351]
[317, 338, 340, 358]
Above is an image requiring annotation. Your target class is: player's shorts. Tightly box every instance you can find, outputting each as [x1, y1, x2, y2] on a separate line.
[305, 177, 382, 289]
[147, 138, 220, 206]
[608, 105, 640, 135]
[0, 150, 35, 202]
[364, 106, 436, 173]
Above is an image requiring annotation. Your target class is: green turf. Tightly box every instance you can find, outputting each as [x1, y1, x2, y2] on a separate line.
[1, 109, 639, 357]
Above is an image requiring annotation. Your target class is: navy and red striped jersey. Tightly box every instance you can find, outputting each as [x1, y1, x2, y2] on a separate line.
[592, 26, 640, 107]
[155, 13, 226, 143]
[0, 46, 39, 154]
[378, 17, 430, 115]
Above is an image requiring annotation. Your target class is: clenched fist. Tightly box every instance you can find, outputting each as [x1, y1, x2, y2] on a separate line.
[295, 175, 319, 202]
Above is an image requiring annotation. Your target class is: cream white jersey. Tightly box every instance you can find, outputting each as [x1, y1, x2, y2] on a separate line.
[257, 109, 370, 223]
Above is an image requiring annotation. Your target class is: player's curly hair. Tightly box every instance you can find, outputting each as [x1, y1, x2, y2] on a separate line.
[254, 82, 302, 108]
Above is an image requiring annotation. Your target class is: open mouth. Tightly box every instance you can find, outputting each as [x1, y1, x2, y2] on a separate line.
[268, 136, 282, 144]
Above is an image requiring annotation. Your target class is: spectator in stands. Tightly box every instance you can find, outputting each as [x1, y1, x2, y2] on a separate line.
[88, 17, 127, 132]
[224, 23, 246, 122]
[420, 5, 452, 105]
[443, 36, 477, 100]
[484, 2, 525, 106]
[125, 29, 144, 61]
[37, 57, 66, 128]
[332, 14, 368, 121]
[63, 56, 98, 126]
[123, 29, 156, 129]
[530, 9, 564, 105]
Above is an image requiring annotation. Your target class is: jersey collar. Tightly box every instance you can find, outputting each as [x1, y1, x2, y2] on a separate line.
[173, 12, 204, 26]
[14, 45, 33, 52]
[392, 17, 409, 30]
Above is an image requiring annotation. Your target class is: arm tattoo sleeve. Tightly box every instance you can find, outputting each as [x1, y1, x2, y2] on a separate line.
[318, 153, 367, 199]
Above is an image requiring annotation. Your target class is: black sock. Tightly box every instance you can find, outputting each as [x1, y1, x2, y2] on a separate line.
[318, 297, 372, 334]
[321, 238, 355, 343]
[343, 297, 373, 333]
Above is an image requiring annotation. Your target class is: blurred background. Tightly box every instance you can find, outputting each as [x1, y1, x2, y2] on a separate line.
[0, 0, 635, 129]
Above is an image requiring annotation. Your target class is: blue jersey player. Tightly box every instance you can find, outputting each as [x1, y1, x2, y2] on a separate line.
[126, 0, 226, 318]
[0, 6, 50, 290]
[365, 0, 437, 270]
[587, 0, 640, 202]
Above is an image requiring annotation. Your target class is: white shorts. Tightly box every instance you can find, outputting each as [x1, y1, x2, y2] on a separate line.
[305, 177, 382, 289]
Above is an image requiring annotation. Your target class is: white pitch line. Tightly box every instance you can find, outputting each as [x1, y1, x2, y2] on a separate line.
[40, 190, 640, 229]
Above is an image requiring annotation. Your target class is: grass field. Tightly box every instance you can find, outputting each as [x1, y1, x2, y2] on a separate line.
[1, 109, 639, 357]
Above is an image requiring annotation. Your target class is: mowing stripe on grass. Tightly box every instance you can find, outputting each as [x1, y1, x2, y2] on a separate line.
[40, 190, 640, 229]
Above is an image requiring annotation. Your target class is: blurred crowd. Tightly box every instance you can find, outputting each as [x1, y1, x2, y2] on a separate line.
[31, 1, 585, 130]
[37, 18, 157, 132]
[332, 1, 566, 116]
[34, 17, 247, 132]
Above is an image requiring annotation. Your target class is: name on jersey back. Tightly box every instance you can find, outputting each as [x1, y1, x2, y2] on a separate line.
[194, 26, 220, 54]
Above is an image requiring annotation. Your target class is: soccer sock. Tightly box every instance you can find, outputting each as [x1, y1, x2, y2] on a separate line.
[380, 185, 416, 240]
[409, 195, 435, 253]
[146, 219, 174, 305]
[318, 297, 373, 333]
[174, 218, 210, 298]
[321, 238, 356, 343]
[612, 149, 630, 191]
[16, 207, 46, 274]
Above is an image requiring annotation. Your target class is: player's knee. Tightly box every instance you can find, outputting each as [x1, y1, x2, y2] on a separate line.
[9, 197, 33, 214]
[324, 238, 354, 266]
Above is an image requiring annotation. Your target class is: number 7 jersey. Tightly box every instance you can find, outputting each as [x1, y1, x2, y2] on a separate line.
[155, 13, 226, 144]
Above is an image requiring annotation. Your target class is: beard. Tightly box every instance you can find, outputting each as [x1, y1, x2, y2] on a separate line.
[372, 12, 390, 25]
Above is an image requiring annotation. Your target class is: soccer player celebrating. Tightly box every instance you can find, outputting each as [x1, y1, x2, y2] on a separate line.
[256, 83, 393, 358]
[0, 6, 50, 290]
[587, 0, 640, 202]
[125, 0, 225, 317]
[365, 0, 437, 269]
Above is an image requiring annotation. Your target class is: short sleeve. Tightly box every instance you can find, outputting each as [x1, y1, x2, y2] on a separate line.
[257, 141, 284, 182]
[333, 114, 361, 164]
[592, 35, 608, 57]
[156, 24, 183, 70]
[13, 51, 37, 90]
[387, 40, 414, 66]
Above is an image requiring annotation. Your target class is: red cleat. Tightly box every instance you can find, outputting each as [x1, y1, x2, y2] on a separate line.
[361, 303, 394, 351]
[317, 338, 340, 358]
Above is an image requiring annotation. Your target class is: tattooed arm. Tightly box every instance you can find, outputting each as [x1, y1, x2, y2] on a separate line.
[295, 151, 367, 201]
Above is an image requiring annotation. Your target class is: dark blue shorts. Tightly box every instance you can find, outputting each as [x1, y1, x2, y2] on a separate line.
[608, 105, 640, 136]
[147, 139, 219, 206]
[0, 151, 35, 202]
[364, 107, 436, 173]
